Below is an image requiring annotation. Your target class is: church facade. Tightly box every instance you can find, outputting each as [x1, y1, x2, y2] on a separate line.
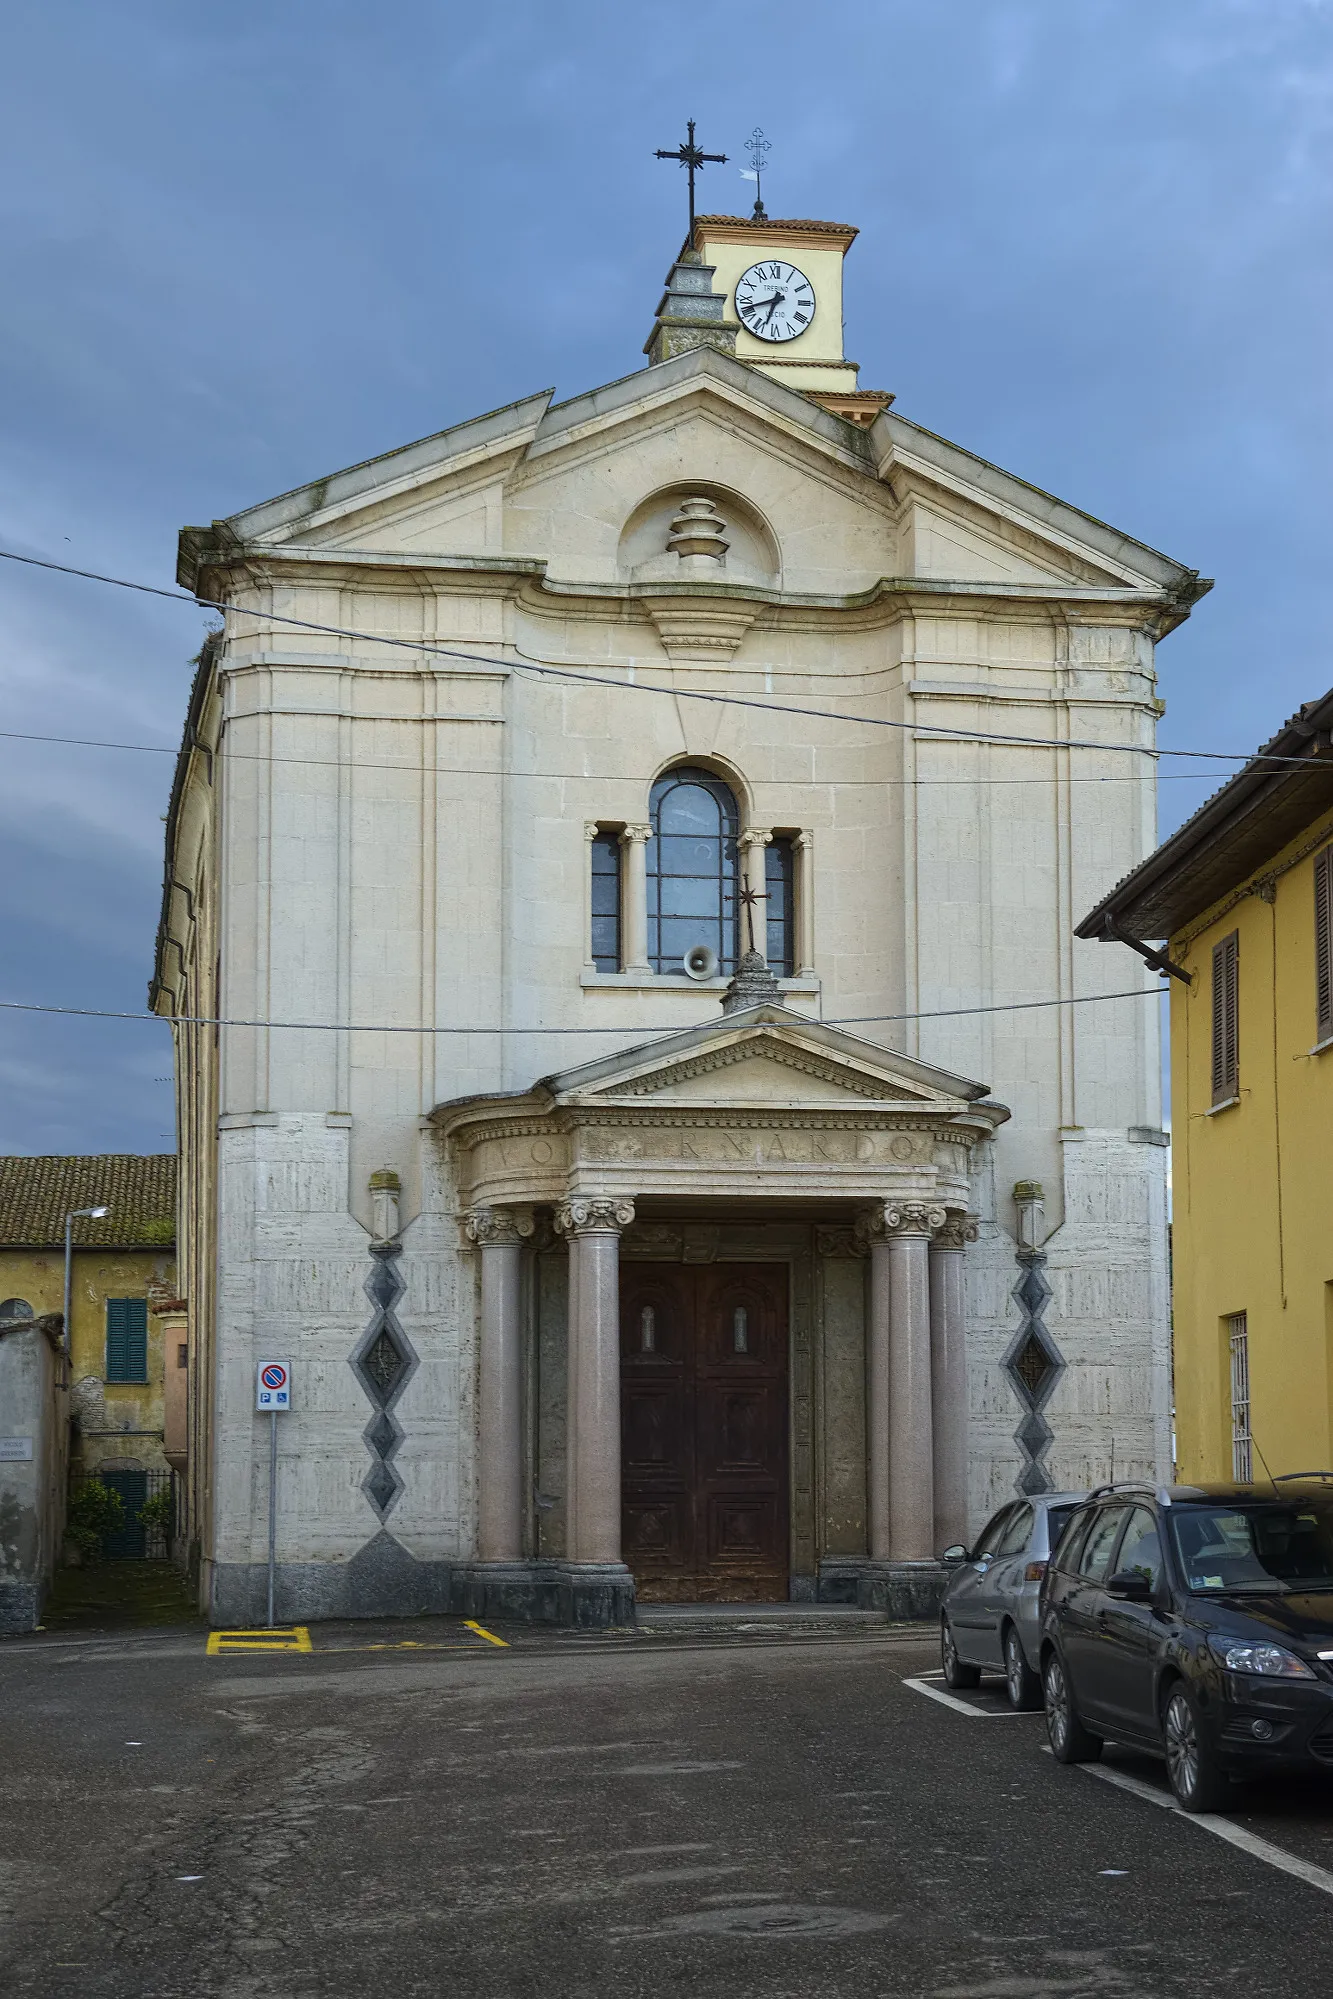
[153, 210, 1206, 1624]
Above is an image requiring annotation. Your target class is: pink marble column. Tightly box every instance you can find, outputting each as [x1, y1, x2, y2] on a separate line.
[555, 1196, 635, 1563]
[930, 1213, 978, 1556]
[465, 1206, 534, 1561]
[861, 1201, 945, 1561]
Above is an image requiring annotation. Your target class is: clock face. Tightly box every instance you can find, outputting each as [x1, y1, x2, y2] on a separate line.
[735, 261, 816, 343]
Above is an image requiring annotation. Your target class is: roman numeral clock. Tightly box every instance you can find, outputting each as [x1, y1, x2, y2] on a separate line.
[735, 261, 816, 342]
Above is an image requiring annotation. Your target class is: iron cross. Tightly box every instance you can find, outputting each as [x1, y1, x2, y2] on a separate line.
[740, 882, 769, 956]
[654, 119, 728, 238]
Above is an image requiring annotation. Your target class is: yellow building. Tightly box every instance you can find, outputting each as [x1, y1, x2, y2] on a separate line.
[0, 1156, 178, 1481]
[1078, 693, 1333, 1482]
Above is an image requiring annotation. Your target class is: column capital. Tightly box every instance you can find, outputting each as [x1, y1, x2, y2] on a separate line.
[554, 1196, 636, 1237]
[620, 822, 653, 846]
[932, 1212, 979, 1252]
[857, 1199, 948, 1244]
[464, 1205, 535, 1247]
[583, 820, 602, 841]
[793, 829, 814, 851]
[737, 827, 773, 850]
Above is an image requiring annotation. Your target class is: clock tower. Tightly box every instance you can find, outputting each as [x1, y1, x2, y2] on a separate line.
[644, 213, 892, 427]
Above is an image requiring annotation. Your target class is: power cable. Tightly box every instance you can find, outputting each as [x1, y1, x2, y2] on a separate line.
[0, 724, 1216, 786]
[0, 984, 1167, 1037]
[0, 544, 1310, 769]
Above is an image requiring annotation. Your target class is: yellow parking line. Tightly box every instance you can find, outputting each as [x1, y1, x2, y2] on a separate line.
[463, 1620, 508, 1648]
[206, 1626, 312, 1655]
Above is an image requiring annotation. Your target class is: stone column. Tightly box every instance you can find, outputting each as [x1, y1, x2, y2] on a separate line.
[793, 831, 815, 976]
[738, 829, 772, 963]
[930, 1213, 977, 1555]
[620, 825, 653, 976]
[860, 1201, 945, 1561]
[465, 1206, 534, 1561]
[555, 1196, 635, 1562]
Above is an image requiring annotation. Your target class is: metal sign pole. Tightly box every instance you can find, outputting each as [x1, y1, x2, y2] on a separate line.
[267, 1407, 277, 1629]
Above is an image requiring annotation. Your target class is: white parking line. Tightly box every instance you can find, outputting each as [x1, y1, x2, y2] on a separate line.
[1042, 1747, 1333, 1900]
[901, 1677, 1034, 1717]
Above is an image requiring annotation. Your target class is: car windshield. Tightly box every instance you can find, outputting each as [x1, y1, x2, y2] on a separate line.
[1046, 1505, 1077, 1551]
[1168, 1501, 1333, 1592]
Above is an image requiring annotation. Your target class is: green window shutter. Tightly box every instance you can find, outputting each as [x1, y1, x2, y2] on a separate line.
[106, 1298, 148, 1382]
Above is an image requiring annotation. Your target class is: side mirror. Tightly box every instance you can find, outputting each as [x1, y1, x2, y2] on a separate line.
[1106, 1568, 1152, 1601]
[941, 1544, 969, 1565]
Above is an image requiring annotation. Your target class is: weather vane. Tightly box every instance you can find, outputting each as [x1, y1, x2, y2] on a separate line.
[654, 119, 728, 239]
[743, 128, 771, 221]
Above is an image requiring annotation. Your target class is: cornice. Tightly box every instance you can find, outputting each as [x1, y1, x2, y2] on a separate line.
[449, 1107, 986, 1144]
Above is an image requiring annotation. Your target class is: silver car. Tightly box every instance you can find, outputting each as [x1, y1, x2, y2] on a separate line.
[940, 1492, 1087, 1709]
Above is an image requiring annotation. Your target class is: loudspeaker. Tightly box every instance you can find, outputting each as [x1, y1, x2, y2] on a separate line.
[683, 943, 719, 981]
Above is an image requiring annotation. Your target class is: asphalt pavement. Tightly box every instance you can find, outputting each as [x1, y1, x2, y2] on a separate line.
[3, 1618, 1333, 1996]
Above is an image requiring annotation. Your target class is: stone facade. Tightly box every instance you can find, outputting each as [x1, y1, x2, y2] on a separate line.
[153, 210, 1201, 1623]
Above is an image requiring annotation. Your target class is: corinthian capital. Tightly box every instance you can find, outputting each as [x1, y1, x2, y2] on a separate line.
[620, 823, 653, 847]
[464, 1206, 535, 1248]
[932, 1212, 980, 1252]
[554, 1196, 636, 1237]
[856, 1199, 948, 1244]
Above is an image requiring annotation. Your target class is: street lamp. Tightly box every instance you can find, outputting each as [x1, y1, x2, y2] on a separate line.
[63, 1205, 110, 1354]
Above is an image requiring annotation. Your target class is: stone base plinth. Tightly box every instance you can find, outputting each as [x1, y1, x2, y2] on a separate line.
[209, 1536, 636, 1630]
[817, 1557, 950, 1620]
[451, 1561, 635, 1630]
[0, 1579, 42, 1634]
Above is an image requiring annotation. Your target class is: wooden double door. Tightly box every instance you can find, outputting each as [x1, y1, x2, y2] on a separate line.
[620, 1262, 789, 1602]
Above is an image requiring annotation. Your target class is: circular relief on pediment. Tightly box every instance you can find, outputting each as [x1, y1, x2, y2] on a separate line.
[618, 484, 780, 585]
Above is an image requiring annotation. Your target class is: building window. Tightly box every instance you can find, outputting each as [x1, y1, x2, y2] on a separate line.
[765, 836, 795, 977]
[106, 1298, 149, 1383]
[647, 766, 739, 975]
[590, 829, 623, 972]
[0, 1298, 35, 1327]
[1211, 930, 1239, 1105]
[1316, 848, 1333, 1042]
[1228, 1312, 1252, 1483]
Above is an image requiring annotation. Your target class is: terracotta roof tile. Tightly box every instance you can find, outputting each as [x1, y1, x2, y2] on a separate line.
[0, 1155, 176, 1248]
[694, 214, 857, 235]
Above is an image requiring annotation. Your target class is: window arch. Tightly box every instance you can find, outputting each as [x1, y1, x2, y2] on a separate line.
[647, 766, 740, 975]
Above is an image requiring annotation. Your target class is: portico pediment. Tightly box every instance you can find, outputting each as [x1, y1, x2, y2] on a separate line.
[432, 1004, 1009, 1216]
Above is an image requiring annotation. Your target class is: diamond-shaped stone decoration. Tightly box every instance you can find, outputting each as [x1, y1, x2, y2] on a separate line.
[1019, 1459, 1054, 1496]
[364, 1459, 401, 1515]
[365, 1409, 399, 1460]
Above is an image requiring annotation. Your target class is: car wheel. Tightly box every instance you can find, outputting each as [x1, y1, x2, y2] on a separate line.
[1164, 1683, 1229, 1814]
[1043, 1649, 1103, 1763]
[941, 1616, 981, 1689]
[1003, 1624, 1042, 1711]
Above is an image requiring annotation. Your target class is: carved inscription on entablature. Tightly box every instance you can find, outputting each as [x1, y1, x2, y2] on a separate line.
[576, 1124, 941, 1169]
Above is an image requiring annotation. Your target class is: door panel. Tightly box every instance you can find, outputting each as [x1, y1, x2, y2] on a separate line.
[621, 1262, 789, 1602]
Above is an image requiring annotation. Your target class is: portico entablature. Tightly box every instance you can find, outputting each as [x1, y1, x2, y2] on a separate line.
[431, 1004, 1008, 1215]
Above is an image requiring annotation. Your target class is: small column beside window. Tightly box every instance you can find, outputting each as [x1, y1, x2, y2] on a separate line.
[1211, 930, 1239, 1105]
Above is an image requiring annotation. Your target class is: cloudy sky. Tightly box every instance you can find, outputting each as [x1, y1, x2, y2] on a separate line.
[1, 0, 1329, 1154]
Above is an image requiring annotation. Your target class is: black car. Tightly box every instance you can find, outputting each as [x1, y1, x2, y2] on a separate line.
[1040, 1479, 1333, 1811]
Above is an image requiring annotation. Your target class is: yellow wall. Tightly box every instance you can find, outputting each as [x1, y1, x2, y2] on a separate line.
[1171, 805, 1333, 1482]
[0, 1246, 176, 1473]
[694, 224, 859, 389]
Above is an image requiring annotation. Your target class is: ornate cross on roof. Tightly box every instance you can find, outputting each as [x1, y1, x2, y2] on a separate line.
[654, 119, 728, 238]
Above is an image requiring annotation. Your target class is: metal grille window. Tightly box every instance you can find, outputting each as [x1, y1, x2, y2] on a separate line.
[647, 766, 739, 975]
[764, 836, 795, 978]
[1211, 930, 1239, 1105]
[1229, 1312, 1252, 1483]
[105, 1298, 148, 1383]
[1316, 848, 1333, 1042]
[590, 830, 622, 972]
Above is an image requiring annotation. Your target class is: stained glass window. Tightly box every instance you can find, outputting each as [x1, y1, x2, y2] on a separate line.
[590, 830, 622, 972]
[765, 836, 795, 977]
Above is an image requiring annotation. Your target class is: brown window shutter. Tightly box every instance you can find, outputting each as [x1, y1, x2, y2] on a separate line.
[1316, 848, 1333, 1042]
[1211, 931, 1239, 1104]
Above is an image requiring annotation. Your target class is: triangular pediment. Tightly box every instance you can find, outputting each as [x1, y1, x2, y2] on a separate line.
[542, 1005, 992, 1113]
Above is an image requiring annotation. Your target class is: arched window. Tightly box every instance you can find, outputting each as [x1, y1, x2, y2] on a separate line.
[647, 766, 740, 975]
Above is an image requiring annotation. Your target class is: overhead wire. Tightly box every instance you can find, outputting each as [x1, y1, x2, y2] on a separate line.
[0, 543, 1315, 770]
[0, 985, 1169, 1036]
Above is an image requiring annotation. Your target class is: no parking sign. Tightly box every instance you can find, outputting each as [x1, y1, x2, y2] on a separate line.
[256, 1361, 291, 1411]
